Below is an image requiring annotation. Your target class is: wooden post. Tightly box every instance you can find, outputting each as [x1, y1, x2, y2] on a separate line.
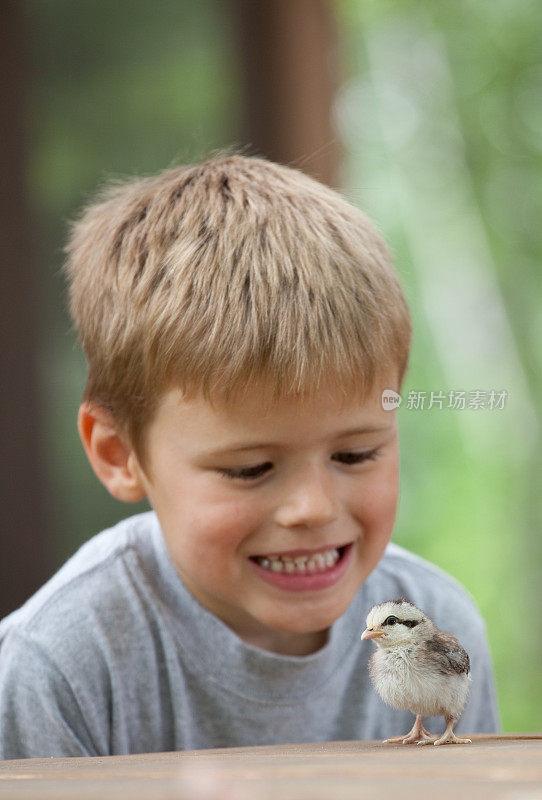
[234, 0, 339, 187]
[0, 1, 52, 618]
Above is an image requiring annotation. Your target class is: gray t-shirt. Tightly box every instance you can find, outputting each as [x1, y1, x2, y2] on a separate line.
[0, 512, 500, 759]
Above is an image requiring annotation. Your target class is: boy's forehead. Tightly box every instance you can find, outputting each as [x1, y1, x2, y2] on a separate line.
[152, 377, 397, 446]
[170, 374, 393, 412]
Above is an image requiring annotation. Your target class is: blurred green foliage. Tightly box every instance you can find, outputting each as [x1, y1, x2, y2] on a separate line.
[26, 0, 541, 732]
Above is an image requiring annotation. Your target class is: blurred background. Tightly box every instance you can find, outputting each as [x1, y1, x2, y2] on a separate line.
[2, 0, 541, 732]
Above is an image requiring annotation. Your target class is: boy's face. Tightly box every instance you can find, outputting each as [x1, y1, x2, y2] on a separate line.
[135, 378, 400, 655]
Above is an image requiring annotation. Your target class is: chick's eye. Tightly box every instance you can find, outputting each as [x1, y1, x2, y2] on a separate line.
[333, 448, 379, 465]
[384, 615, 398, 626]
[218, 462, 272, 481]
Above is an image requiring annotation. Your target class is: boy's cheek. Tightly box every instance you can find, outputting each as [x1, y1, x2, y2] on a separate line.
[357, 468, 400, 536]
[355, 483, 399, 581]
[174, 500, 261, 552]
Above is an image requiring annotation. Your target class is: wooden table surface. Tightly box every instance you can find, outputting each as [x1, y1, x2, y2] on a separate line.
[0, 735, 541, 800]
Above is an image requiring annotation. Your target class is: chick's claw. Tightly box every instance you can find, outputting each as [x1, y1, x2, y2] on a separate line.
[416, 738, 437, 746]
[434, 734, 472, 745]
[383, 734, 409, 744]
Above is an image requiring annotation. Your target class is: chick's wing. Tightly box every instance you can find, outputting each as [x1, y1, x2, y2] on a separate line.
[425, 630, 470, 675]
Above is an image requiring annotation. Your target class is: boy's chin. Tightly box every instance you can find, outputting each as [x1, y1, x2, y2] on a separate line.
[255, 598, 353, 640]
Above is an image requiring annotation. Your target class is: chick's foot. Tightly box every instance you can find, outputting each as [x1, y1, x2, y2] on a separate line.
[384, 715, 437, 745]
[433, 730, 472, 746]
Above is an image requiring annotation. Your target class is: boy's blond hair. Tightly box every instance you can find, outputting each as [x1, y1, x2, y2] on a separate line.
[65, 154, 411, 466]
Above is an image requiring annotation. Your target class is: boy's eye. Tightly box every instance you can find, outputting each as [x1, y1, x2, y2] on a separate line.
[332, 448, 379, 465]
[218, 462, 273, 481]
[218, 449, 379, 482]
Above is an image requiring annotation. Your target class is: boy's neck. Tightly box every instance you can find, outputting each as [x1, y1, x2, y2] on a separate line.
[241, 626, 329, 657]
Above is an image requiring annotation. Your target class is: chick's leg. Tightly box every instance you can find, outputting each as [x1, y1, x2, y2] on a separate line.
[431, 716, 472, 746]
[384, 714, 437, 745]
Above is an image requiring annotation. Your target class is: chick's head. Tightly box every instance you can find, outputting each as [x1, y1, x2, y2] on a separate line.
[361, 599, 432, 648]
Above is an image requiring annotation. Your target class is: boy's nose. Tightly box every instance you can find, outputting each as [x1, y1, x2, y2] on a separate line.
[274, 464, 340, 530]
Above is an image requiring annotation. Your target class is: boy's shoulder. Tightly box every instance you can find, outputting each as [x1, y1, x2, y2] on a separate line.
[378, 540, 470, 593]
[0, 511, 159, 650]
[365, 541, 485, 637]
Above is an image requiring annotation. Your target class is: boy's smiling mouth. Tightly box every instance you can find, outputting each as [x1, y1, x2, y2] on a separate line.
[248, 542, 354, 591]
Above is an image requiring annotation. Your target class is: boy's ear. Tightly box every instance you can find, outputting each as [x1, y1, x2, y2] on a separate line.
[77, 403, 147, 503]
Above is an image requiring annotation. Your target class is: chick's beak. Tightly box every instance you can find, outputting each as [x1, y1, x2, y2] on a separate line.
[361, 626, 386, 640]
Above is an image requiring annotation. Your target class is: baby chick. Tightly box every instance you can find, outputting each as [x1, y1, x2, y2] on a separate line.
[361, 599, 472, 746]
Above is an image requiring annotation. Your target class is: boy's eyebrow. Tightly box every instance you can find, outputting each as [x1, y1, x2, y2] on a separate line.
[200, 425, 394, 456]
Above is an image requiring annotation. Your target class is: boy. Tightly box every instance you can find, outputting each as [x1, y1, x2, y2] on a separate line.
[0, 155, 499, 759]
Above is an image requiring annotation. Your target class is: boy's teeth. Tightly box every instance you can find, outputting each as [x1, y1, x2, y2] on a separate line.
[255, 547, 341, 574]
